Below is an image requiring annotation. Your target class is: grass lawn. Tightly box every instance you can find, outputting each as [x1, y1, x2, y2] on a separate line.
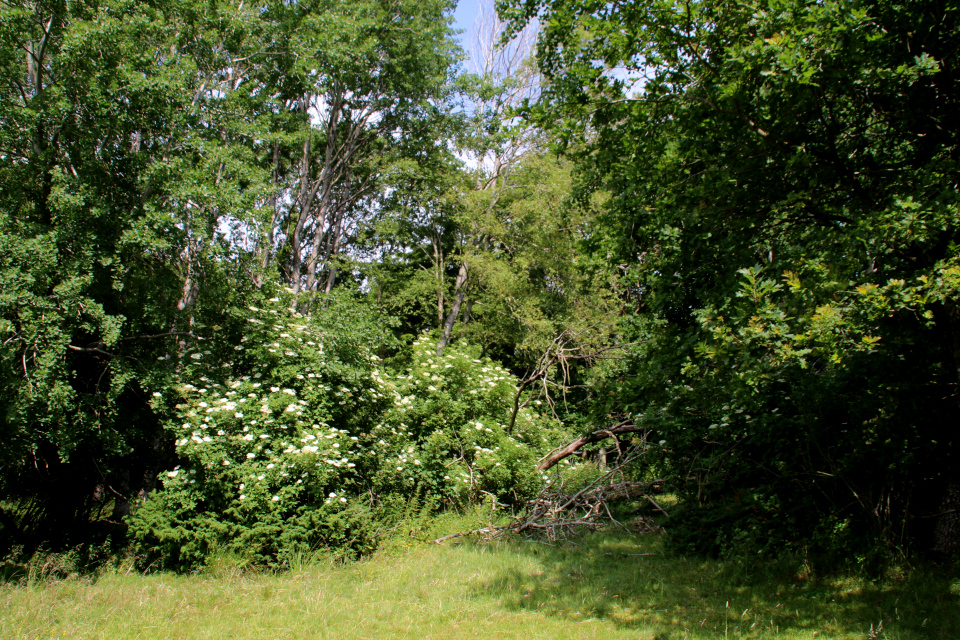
[1, 530, 957, 639]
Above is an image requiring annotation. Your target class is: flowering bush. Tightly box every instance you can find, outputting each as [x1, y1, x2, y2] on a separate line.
[129, 293, 393, 569]
[129, 299, 568, 569]
[368, 336, 565, 505]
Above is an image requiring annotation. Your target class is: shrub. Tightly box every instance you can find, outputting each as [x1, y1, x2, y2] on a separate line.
[369, 335, 564, 506]
[128, 293, 393, 570]
[128, 302, 563, 570]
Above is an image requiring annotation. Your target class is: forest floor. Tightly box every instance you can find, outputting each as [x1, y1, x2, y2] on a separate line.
[1, 526, 958, 640]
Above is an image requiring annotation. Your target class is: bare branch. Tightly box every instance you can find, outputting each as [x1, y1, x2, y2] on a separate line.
[536, 421, 646, 471]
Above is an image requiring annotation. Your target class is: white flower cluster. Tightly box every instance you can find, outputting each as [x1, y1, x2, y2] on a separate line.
[157, 310, 558, 516]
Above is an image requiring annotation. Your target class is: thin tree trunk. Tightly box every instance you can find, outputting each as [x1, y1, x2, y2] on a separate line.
[434, 237, 444, 328]
[256, 142, 282, 287]
[288, 116, 312, 291]
[324, 265, 338, 294]
[437, 261, 468, 356]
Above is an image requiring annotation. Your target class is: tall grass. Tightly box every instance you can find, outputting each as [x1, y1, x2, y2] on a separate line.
[2, 526, 957, 639]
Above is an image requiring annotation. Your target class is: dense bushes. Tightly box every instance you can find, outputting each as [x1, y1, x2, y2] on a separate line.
[128, 295, 564, 570]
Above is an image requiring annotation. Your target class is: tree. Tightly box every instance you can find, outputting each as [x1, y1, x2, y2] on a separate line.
[435, 0, 542, 355]
[0, 0, 462, 549]
[501, 0, 960, 558]
[257, 0, 460, 308]
[0, 0, 284, 544]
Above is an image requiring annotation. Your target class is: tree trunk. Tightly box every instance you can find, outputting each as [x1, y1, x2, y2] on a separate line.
[437, 261, 468, 355]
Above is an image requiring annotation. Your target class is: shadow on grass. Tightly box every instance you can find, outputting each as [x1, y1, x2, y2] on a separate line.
[474, 531, 959, 639]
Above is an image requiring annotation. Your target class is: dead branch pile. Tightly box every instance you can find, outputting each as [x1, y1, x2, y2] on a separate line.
[434, 451, 667, 544]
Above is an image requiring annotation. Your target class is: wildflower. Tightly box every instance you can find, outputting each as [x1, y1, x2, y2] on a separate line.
[246, 453, 256, 459]
[272, 496, 280, 502]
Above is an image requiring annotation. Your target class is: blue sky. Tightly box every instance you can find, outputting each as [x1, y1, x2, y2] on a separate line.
[452, 0, 482, 42]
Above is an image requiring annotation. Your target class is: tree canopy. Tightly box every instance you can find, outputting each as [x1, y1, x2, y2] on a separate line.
[500, 0, 960, 557]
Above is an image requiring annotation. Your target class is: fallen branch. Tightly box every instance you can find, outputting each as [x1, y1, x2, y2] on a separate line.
[433, 528, 497, 544]
[434, 450, 666, 544]
[536, 421, 647, 471]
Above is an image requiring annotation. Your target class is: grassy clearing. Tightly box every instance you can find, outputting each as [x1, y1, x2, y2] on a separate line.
[1, 529, 958, 640]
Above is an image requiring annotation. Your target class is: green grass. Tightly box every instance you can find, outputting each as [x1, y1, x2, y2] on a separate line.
[2, 530, 958, 639]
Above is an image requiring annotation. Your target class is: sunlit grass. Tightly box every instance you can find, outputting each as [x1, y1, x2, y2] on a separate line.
[2, 528, 957, 639]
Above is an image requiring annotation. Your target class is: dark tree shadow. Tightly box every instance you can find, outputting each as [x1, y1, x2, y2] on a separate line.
[471, 531, 959, 639]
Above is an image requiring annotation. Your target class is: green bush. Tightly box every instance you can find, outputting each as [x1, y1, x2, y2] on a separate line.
[128, 293, 393, 570]
[370, 335, 564, 506]
[128, 301, 563, 570]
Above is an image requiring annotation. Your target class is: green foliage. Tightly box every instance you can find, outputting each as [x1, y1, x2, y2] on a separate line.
[128, 299, 561, 570]
[0, 0, 464, 552]
[128, 293, 394, 569]
[502, 0, 960, 558]
[372, 335, 563, 504]
[0, 0, 278, 546]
